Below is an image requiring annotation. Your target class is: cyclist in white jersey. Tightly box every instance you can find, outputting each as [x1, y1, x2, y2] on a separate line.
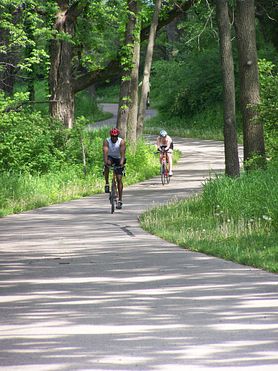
[103, 128, 126, 209]
[156, 129, 173, 176]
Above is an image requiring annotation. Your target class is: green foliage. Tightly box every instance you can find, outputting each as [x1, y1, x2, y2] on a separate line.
[258, 59, 278, 161]
[140, 164, 278, 273]
[75, 90, 111, 122]
[0, 109, 66, 173]
[0, 130, 163, 217]
[151, 48, 223, 117]
[144, 104, 244, 142]
[96, 84, 120, 103]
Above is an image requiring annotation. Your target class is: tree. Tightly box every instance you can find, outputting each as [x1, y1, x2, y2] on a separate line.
[215, 0, 240, 177]
[49, 1, 87, 129]
[234, 0, 266, 169]
[127, 5, 141, 146]
[137, 0, 162, 138]
[117, 0, 139, 139]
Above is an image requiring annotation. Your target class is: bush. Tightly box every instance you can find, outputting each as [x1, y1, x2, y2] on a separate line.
[151, 48, 223, 117]
[0, 110, 67, 173]
[258, 59, 278, 162]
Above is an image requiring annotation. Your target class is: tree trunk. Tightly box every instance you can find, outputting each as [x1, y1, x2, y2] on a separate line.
[127, 38, 140, 146]
[234, 0, 266, 169]
[49, 1, 85, 129]
[117, 1, 138, 139]
[72, 1, 195, 94]
[0, 9, 21, 95]
[215, 0, 240, 177]
[137, 0, 162, 138]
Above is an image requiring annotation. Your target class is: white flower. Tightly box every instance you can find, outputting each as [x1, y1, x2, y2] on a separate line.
[262, 215, 272, 221]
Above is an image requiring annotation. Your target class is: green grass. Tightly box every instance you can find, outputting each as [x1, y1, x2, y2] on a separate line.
[140, 163, 278, 273]
[0, 134, 180, 217]
[96, 84, 120, 103]
[75, 90, 112, 122]
[144, 104, 243, 143]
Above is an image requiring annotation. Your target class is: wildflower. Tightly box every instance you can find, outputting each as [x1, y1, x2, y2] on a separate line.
[262, 215, 272, 221]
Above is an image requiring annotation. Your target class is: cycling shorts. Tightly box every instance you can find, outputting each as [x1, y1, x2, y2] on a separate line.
[107, 156, 126, 175]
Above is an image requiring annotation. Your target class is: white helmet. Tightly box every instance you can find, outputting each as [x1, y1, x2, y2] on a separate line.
[160, 130, 167, 137]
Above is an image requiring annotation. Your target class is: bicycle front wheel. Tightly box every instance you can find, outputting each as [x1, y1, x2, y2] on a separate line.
[161, 164, 166, 185]
[110, 180, 116, 213]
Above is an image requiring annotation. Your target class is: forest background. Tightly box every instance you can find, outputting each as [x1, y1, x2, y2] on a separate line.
[0, 0, 277, 272]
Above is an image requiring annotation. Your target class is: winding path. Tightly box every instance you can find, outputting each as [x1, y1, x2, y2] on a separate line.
[0, 105, 277, 370]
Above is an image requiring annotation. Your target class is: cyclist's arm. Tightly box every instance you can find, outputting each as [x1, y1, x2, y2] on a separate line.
[103, 139, 109, 164]
[164, 136, 172, 151]
[120, 140, 126, 166]
[156, 137, 161, 151]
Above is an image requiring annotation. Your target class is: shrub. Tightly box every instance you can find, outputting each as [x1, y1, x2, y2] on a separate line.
[0, 110, 66, 173]
[151, 48, 223, 117]
[258, 59, 278, 162]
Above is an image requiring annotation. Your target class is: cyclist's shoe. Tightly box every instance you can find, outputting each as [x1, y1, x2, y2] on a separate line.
[169, 171, 173, 176]
[105, 184, 110, 193]
[116, 201, 122, 209]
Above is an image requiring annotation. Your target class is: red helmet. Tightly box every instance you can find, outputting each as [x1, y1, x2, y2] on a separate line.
[110, 127, 120, 136]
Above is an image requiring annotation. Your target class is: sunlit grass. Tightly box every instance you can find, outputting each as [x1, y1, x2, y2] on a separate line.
[144, 105, 243, 143]
[0, 136, 180, 217]
[140, 164, 278, 273]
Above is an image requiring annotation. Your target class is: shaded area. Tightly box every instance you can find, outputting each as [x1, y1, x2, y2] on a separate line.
[0, 135, 277, 371]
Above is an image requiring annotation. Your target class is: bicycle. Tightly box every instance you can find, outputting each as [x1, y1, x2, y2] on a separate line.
[108, 164, 123, 214]
[156, 147, 171, 185]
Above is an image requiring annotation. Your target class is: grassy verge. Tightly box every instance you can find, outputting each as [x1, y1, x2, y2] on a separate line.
[144, 104, 243, 143]
[140, 163, 278, 273]
[0, 134, 179, 217]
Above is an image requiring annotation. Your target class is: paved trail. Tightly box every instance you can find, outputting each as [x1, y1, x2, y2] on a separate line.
[0, 104, 277, 370]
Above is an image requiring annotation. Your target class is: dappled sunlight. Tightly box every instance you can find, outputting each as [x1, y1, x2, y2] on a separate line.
[0, 137, 275, 370]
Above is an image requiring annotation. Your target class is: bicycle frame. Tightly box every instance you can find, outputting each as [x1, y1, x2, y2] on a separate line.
[108, 164, 122, 214]
[160, 149, 170, 185]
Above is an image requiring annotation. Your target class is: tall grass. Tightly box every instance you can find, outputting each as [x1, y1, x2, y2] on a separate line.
[0, 135, 165, 217]
[140, 164, 278, 273]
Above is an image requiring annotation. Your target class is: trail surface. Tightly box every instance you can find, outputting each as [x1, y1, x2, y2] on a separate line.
[0, 104, 277, 370]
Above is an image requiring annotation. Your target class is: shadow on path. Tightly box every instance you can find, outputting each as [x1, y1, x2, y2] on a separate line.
[0, 109, 277, 370]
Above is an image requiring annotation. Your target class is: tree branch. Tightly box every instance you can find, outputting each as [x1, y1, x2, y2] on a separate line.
[72, 0, 196, 93]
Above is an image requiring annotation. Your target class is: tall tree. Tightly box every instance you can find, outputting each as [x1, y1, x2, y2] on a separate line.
[234, 0, 266, 169]
[117, 0, 138, 139]
[137, 0, 162, 138]
[127, 6, 141, 146]
[0, 4, 21, 95]
[49, 1, 87, 129]
[215, 0, 240, 177]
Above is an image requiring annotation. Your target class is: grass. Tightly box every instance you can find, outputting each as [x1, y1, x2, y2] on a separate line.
[144, 104, 243, 143]
[140, 163, 278, 273]
[0, 132, 180, 217]
[96, 84, 120, 103]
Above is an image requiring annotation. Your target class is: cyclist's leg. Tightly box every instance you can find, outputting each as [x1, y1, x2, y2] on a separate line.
[115, 158, 125, 208]
[116, 174, 123, 201]
[104, 166, 110, 192]
[167, 151, 173, 175]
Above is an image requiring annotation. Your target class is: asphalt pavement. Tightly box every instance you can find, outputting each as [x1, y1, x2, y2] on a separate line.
[0, 104, 277, 370]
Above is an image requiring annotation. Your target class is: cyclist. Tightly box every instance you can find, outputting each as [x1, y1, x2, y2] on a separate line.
[103, 128, 126, 209]
[156, 129, 173, 176]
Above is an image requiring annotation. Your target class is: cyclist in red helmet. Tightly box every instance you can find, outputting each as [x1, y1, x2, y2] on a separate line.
[103, 128, 126, 209]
